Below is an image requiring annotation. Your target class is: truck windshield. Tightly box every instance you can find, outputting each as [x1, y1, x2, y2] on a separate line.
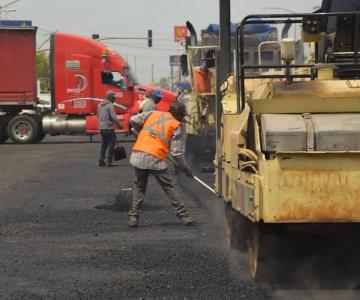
[123, 66, 139, 85]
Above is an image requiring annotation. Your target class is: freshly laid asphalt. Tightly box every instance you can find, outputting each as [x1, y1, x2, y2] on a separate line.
[1, 136, 360, 300]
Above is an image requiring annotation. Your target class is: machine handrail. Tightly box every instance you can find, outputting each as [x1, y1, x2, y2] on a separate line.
[235, 12, 360, 113]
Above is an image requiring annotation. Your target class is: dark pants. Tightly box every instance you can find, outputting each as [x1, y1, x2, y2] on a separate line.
[128, 167, 188, 218]
[100, 129, 116, 162]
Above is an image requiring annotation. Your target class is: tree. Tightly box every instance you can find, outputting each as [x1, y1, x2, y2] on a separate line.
[37, 52, 50, 92]
[36, 52, 50, 80]
[154, 77, 171, 90]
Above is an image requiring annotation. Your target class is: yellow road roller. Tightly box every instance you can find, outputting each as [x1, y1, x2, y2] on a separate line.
[216, 11, 360, 277]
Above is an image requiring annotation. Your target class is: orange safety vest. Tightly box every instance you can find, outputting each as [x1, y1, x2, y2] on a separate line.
[133, 111, 180, 160]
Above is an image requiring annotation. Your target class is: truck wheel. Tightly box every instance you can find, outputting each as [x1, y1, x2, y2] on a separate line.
[8, 115, 39, 144]
[34, 130, 46, 143]
[0, 124, 9, 143]
[33, 124, 46, 143]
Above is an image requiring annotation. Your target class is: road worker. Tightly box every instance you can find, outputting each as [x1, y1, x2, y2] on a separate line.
[97, 90, 122, 167]
[128, 101, 194, 227]
[139, 87, 163, 113]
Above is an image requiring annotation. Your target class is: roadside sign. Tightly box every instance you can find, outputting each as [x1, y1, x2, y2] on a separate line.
[174, 26, 187, 42]
[169, 55, 181, 66]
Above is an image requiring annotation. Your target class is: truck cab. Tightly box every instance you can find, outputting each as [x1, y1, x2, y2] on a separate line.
[50, 32, 176, 134]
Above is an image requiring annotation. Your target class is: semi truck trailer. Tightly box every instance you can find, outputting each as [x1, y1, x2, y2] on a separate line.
[0, 26, 176, 143]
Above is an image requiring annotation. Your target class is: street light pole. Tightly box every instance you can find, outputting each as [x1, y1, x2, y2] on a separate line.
[151, 64, 154, 83]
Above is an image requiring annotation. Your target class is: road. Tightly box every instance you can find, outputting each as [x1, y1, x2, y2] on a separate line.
[0, 136, 360, 299]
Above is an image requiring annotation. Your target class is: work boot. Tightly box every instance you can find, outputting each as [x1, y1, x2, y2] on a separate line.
[128, 215, 139, 227]
[98, 159, 106, 167]
[179, 215, 194, 226]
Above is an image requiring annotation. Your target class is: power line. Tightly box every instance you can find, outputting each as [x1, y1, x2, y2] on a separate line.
[0, 0, 20, 10]
[37, 26, 56, 34]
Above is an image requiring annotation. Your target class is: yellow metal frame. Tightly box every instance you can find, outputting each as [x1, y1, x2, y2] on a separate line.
[258, 152, 360, 223]
[217, 84, 360, 224]
[252, 97, 360, 114]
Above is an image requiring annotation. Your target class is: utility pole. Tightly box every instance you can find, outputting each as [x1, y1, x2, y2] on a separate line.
[170, 66, 174, 91]
[178, 65, 181, 84]
[216, 0, 231, 197]
[151, 64, 154, 83]
[219, 0, 231, 83]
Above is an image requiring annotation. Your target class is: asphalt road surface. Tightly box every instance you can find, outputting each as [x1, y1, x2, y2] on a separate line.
[1, 136, 360, 300]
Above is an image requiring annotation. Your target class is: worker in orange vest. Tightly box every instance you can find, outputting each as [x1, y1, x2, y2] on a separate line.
[128, 101, 194, 227]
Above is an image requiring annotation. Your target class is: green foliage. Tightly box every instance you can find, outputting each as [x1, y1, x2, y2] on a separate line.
[36, 52, 50, 80]
[155, 77, 170, 90]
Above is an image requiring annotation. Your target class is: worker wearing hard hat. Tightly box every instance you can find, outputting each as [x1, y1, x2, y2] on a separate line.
[139, 87, 163, 113]
[128, 101, 194, 227]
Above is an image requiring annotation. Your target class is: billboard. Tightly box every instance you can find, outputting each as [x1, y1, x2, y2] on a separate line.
[174, 26, 187, 42]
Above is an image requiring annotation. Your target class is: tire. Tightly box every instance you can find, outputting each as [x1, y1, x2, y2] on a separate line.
[8, 115, 39, 144]
[34, 130, 46, 143]
[0, 123, 9, 144]
[33, 120, 46, 144]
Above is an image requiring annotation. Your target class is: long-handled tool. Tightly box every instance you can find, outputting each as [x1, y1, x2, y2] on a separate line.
[193, 175, 216, 194]
[167, 155, 216, 194]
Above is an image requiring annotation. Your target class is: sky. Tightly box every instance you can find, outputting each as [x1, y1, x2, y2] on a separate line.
[1, 0, 322, 84]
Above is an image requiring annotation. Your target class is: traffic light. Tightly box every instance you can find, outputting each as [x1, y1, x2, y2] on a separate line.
[148, 30, 152, 47]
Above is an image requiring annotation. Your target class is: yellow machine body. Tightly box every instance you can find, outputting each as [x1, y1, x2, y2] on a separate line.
[217, 79, 360, 224]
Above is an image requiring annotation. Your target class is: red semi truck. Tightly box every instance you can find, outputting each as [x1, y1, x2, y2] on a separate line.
[0, 26, 176, 143]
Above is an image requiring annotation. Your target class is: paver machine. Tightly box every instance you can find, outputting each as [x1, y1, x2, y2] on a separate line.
[216, 11, 360, 277]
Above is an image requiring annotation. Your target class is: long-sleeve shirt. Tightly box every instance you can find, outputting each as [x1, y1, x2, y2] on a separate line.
[129, 111, 188, 171]
[97, 99, 119, 130]
[140, 97, 156, 113]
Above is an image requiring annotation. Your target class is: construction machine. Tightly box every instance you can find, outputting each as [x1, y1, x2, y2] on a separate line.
[183, 21, 286, 171]
[216, 11, 360, 278]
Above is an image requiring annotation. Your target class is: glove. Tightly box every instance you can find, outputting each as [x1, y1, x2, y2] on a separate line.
[183, 166, 193, 178]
